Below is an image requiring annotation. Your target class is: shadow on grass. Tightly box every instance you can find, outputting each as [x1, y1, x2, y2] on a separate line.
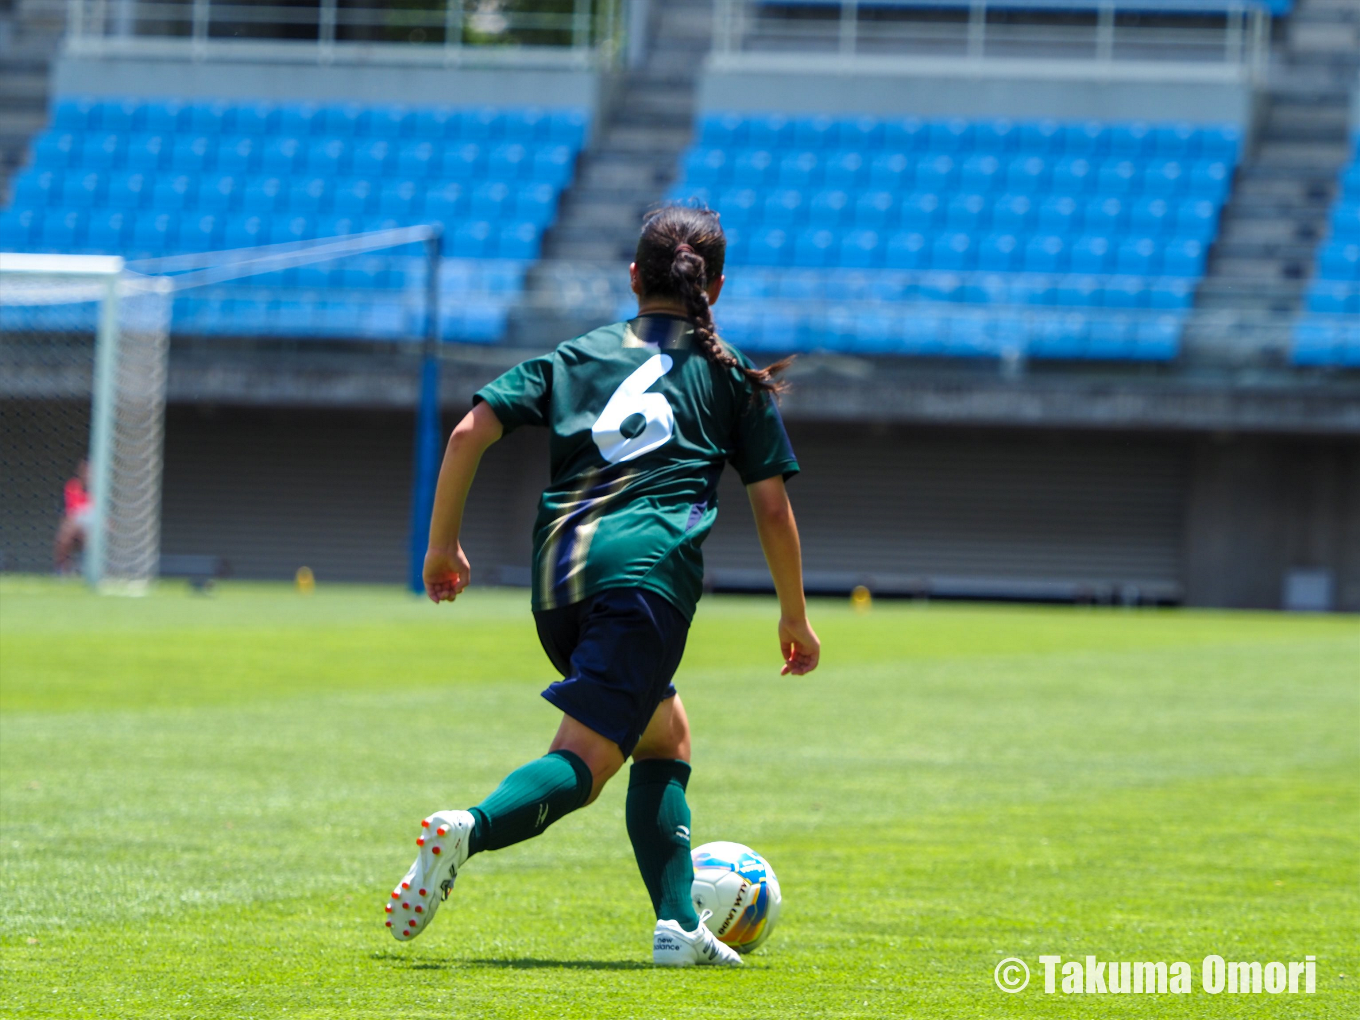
[371, 952, 651, 971]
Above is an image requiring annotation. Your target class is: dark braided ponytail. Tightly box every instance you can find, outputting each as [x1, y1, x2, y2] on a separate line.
[634, 204, 792, 396]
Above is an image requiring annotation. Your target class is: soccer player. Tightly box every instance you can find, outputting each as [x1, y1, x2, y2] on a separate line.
[386, 205, 820, 966]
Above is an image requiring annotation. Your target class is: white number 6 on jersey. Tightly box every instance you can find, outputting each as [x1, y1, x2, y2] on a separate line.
[592, 354, 675, 464]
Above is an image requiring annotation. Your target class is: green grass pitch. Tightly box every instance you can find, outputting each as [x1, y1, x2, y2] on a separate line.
[1, 577, 1356, 1018]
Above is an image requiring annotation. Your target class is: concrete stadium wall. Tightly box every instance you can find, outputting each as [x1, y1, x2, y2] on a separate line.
[133, 405, 1360, 612]
[698, 54, 1255, 126]
[52, 54, 609, 115]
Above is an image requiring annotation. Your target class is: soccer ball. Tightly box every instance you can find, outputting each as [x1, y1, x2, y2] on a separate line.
[690, 841, 782, 953]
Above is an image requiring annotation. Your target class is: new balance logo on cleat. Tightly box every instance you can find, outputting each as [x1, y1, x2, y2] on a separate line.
[652, 913, 743, 967]
[535, 802, 549, 828]
[675, 825, 690, 842]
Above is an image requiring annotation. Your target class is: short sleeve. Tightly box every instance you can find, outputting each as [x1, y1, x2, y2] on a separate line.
[729, 390, 799, 486]
[473, 355, 553, 433]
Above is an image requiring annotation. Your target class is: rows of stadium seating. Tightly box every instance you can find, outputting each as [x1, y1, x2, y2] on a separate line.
[752, 0, 1292, 13]
[1295, 135, 1360, 368]
[668, 114, 1240, 361]
[0, 97, 588, 343]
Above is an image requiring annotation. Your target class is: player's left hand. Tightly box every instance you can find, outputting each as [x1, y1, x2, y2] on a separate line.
[778, 615, 820, 676]
[424, 544, 471, 603]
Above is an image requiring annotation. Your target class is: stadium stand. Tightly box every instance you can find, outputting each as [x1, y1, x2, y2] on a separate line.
[666, 113, 1240, 360]
[1293, 132, 1360, 367]
[0, 97, 589, 343]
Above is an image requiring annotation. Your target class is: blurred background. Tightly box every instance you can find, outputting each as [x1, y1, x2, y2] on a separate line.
[0, 0, 1356, 611]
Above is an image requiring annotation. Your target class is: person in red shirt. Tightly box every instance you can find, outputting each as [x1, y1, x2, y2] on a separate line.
[54, 459, 92, 573]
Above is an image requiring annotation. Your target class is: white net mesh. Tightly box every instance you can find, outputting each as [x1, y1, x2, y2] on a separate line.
[1, 265, 170, 587]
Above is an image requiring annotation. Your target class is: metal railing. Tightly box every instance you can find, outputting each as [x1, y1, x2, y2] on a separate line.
[713, 0, 1271, 72]
[66, 1, 625, 67]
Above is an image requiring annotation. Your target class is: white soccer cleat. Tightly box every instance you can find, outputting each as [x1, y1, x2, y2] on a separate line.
[385, 809, 475, 942]
[652, 911, 744, 967]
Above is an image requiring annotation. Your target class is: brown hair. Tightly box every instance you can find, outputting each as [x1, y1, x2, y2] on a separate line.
[634, 204, 792, 396]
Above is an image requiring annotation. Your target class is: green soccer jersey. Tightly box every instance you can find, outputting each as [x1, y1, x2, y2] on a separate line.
[474, 314, 798, 621]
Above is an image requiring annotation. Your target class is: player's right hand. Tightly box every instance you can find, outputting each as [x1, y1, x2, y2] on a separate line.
[424, 545, 471, 603]
[778, 615, 820, 676]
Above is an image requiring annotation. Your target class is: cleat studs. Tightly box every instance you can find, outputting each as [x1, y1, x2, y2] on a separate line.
[416, 837, 425, 847]
[408, 920, 417, 928]
[414, 905, 423, 913]
[385, 905, 393, 914]
[402, 902, 409, 909]
[418, 888, 426, 896]
[431, 846, 441, 855]
[436, 826, 448, 836]
[391, 891, 399, 899]
[401, 882, 410, 890]
[386, 921, 392, 927]
[421, 819, 430, 828]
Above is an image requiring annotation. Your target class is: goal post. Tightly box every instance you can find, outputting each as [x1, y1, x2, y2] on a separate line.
[0, 252, 172, 591]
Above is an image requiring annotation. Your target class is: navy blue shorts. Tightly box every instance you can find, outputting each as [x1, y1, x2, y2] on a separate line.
[535, 587, 689, 758]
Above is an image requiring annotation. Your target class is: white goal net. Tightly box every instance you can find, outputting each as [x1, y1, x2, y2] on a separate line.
[1, 254, 172, 589]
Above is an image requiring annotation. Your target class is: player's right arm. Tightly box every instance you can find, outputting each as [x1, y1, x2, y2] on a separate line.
[747, 475, 820, 676]
[424, 400, 504, 603]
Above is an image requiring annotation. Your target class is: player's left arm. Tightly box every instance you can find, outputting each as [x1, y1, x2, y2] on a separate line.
[424, 401, 503, 603]
[747, 475, 820, 675]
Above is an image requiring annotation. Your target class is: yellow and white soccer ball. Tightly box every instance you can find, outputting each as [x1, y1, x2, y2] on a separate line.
[690, 841, 782, 953]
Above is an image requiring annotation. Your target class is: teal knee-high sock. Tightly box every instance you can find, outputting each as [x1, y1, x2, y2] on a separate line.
[625, 759, 701, 931]
[467, 750, 593, 856]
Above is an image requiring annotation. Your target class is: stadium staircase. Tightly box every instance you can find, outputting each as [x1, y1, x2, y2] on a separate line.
[510, 0, 714, 343]
[1189, 0, 1359, 364]
[0, 0, 62, 204]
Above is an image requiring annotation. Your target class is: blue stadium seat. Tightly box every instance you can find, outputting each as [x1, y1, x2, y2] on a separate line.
[748, 228, 792, 266]
[80, 133, 121, 170]
[515, 182, 557, 227]
[1025, 235, 1068, 274]
[1051, 157, 1094, 194]
[533, 145, 575, 187]
[34, 132, 78, 168]
[61, 170, 101, 208]
[1130, 197, 1174, 235]
[216, 137, 257, 175]
[1005, 154, 1049, 193]
[883, 116, 929, 152]
[915, 155, 956, 192]
[1305, 280, 1353, 314]
[1056, 275, 1101, 307]
[960, 154, 1003, 192]
[899, 192, 940, 232]
[152, 174, 194, 211]
[975, 118, 1019, 153]
[733, 150, 775, 187]
[1109, 122, 1154, 157]
[1330, 201, 1360, 240]
[377, 179, 421, 218]
[177, 213, 221, 252]
[396, 141, 438, 178]
[489, 143, 532, 179]
[53, 97, 99, 132]
[546, 110, 588, 148]
[1148, 277, 1194, 309]
[748, 114, 794, 150]
[13, 169, 60, 208]
[289, 177, 329, 214]
[450, 220, 494, 258]
[352, 139, 392, 178]
[170, 135, 214, 173]
[261, 137, 304, 174]
[123, 134, 166, 172]
[1097, 158, 1139, 196]
[273, 214, 314, 244]
[1084, 196, 1127, 235]
[792, 115, 837, 151]
[1134, 315, 1181, 361]
[840, 229, 882, 268]
[315, 214, 359, 239]
[106, 171, 150, 209]
[701, 112, 746, 148]
[839, 116, 883, 151]
[1104, 276, 1147, 308]
[98, 99, 140, 134]
[1064, 121, 1108, 157]
[1070, 235, 1112, 274]
[331, 178, 374, 216]
[765, 188, 806, 227]
[945, 193, 988, 232]
[85, 210, 129, 252]
[130, 211, 175, 254]
[1198, 125, 1241, 161]
[1143, 159, 1188, 196]
[993, 193, 1034, 232]
[1175, 198, 1218, 240]
[717, 187, 760, 228]
[141, 100, 188, 135]
[793, 227, 837, 267]
[824, 150, 866, 189]
[1188, 160, 1231, 199]
[320, 103, 364, 138]
[278, 103, 324, 137]
[683, 148, 727, 189]
[407, 107, 452, 141]
[1153, 123, 1198, 159]
[933, 232, 975, 271]
[977, 232, 1020, 272]
[868, 151, 911, 190]
[306, 138, 348, 176]
[1116, 236, 1159, 275]
[809, 188, 850, 227]
[1037, 195, 1081, 234]
[232, 102, 277, 136]
[198, 174, 239, 213]
[470, 181, 513, 220]
[854, 190, 895, 230]
[455, 108, 500, 143]
[927, 118, 972, 154]
[1319, 242, 1360, 280]
[1018, 119, 1063, 154]
[243, 176, 286, 214]
[1162, 238, 1205, 277]
[187, 100, 230, 136]
[778, 151, 819, 188]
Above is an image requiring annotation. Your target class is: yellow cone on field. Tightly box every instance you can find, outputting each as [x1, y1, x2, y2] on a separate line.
[295, 566, 315, 594]
[851, 584, 872, 612]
